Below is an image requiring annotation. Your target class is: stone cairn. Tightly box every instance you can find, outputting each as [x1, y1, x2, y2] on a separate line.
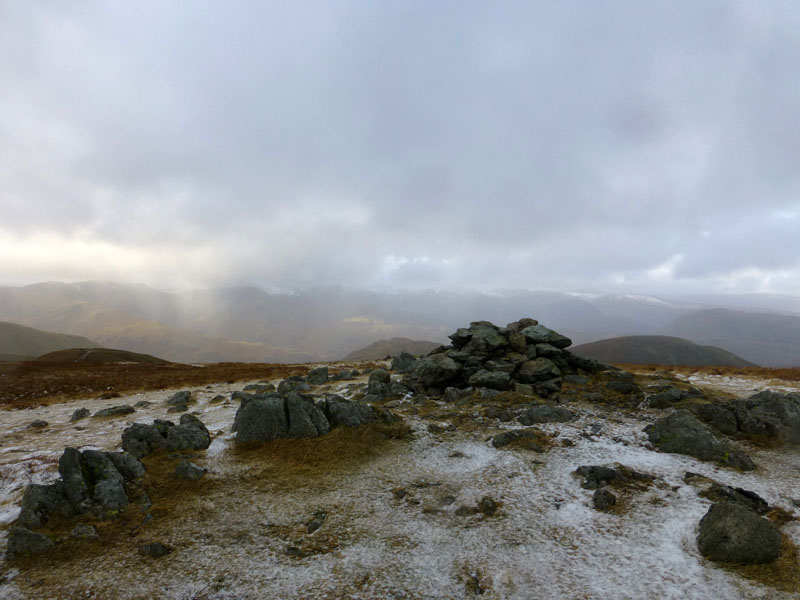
[402, 318, 605, 398]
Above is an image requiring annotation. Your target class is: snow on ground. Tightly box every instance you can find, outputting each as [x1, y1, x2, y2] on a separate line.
[1, 374, 799, 599]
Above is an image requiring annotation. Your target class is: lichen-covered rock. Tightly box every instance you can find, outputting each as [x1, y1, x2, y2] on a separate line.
[520, 324, 572, 349]
[93, 405, 135, 418]
[592, 488, 617, 510]
[69, 408, 91, 422]
[391, 351, 418, 373]
[285, 393, 330, 437]
[645, 410, 755, 470]
[58, 447, 91, 513]
[517, 405, 575, 425]
[17, 482, 72, 529]
[82, 450, 128, 518]
[468, 369, 511, 391]
[306, 366, 329, 385]
[122, 414, 211, 458]
[412, 353, 462, 388]
[5, 526, 54, 560]
[277, 377, 311, 396]
[518, 358, 561, 383]
[697, 502, 781, 564]
[323, 395, 377, 428]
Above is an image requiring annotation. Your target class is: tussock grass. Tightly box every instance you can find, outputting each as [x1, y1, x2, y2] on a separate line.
[231, 421, 412, 483]
[727, 535, 800, 593]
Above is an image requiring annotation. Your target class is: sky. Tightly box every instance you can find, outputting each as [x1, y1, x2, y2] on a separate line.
[1, 0, 799, 295]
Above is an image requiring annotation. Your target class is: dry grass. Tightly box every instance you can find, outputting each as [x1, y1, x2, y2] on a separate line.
[231, 421, 412, 485]
[726, 535, 800, 593]
[0, 361, 309, 409]
[621, 364, 800, 382]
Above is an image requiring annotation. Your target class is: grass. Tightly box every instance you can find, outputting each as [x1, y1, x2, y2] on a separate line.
[725, 535, 800, 593]
[621, 364, 800, 382]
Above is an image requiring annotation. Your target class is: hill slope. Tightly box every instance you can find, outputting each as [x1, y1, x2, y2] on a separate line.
[0, 321, 100, 360]
[571, 335, 757, 367]
[663, 308, 800, 367]
[343, 337, 441, 361]
[35, 348, 170, 364]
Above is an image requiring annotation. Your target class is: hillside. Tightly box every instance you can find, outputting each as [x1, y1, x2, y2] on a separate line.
[35, 348, 171, 364]
[663, 308, 800, 367]
[343, 337, 441, 361]
[0, 321, 100, 360]
[571, 335, 757, 367]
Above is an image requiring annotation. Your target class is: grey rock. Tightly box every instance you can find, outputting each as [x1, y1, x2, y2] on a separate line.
[243, 383, 276, 393]
[70, 523, 100, 540]
[235, 397, 288, 444]
[468, 369, 511, 391]
[5, 527, 54, 560]
[518, 358, 561, 383]
[105, 451, 146, 481]
[167, 403, 188, 414]
[175, 459, 206, 480]
[605, 381, 640, 395]
[29, 419, 48, 428]
[324, 396, 377, 428]
[513, 383, 535, 396]
[733, 391, 800, 444]
[697, 502, 781, 564]
[17, 482, 71, 529]
[518, 405, 575, 425]
[592, 488, 617, 510]
[563, 374, 589, 385]
[277, 377, 311, 396]
[306, 366, 329, 385]
[645, 410, 755, 470]
[448, 327, 474, 348]
[412, 353, 462, 388]
[166, 391, 192, 406]
[491, 428, 545, 451]
[82, 450, 128, 517]
[122, 415, 211, 458]
[535, 343, 562, 358]
[648, 387, 685, 408]
[391, 351, 418, 373]
[479, 496, 498, 516]
[285, 393, 330, 437]
[93, 405, 136, 418]
[508, 331, 527, 353]
[69, 408, 91, 422]
[443, 387, 474, 403]
[687, 403, 739, 436]
[133, 400, 152, 408]
[369, 369, 391, 385]
[462, 323, 509, 355]
[520, 324, 572, 349]
[58, 447, 91, 513]
[575, 465, 632, 490]
[138, 541, 172, 558]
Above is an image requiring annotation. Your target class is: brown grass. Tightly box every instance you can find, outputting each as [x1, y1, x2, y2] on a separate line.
[726, 535, 800, 593]
[0, 361, 310, 409]
[620, 364, 800, 382]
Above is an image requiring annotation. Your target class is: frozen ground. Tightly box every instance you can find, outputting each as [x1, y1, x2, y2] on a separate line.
[1, 372, 799, 599]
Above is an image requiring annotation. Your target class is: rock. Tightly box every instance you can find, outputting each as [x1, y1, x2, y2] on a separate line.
[411, 353, 462, 388]
[70, 408, 91, 422]
[520, 324, 572, 349]
[517, 405, 575, 425]
[175, 459, 206, 480]
[697, 502, 781, 564]
[563, 374, 589, 385]
[29, 419, 48, 428]
[306, 366, 329, 385]
[508, 331, 527, 353]
[17, 482, 72, 529]
[703, 483, 770, 514]
[513, 383, 535, 396]
[285, 393, 330, 437]
[443, 387, 474, 403]
[491, 428, 546, 451]
[243, 383, 276, 393]
[122, 415, 211, 458]
[468, 369, 511, 391]
[535, 343, 562, 358]
[277, 378, 311, 396]
[605, 381, 640, 395]
[138, 541, 173, 558]
[209, 395, 225, 404]
[733, 391, 800, 444]
[369, 369, 391, 385]
[518, 358, 561, 383]
[70, 523, 100, 540]
[462, 322, 509, 355]
[575, 466, 630, 490]
[133, 400, 152, 409]
[592, 488, 617, 510]
[331, 368, 358, 380]
[390, 351, 418, 373]
[234, 397, 288, 444]
[58, 447, 91, 513]
[166, 391, 192, 406]
[323, 396, 377, 428]
[687, 403, 739, 436]
[479, 496, 498, 516]
[645, 410, 755, 470]
[648, 387, 685, 408]
[5, 527, 54, 560]
[82, 450, 128, 517]
[93, 405, 136, 418]
[305, 510, 327, 534]
[105, 451, 146, 481]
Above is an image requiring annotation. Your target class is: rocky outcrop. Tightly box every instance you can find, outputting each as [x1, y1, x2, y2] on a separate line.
[401, 318, 610, 398]
[689, 391, 800, 445]
[93, 405, 135, 418]
[697, 502, 782, 564]
[122, 414, 211, 458]
[306, 366, 329, 385]
[7, 447, 146, 560]
[645, 410, 755, 470]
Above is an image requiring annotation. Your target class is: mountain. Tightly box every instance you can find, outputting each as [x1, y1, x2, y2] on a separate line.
[343, 337, 441, 361]
[663, 308, 800, 367]
[571, 335, 757, 367]
[0, 321, 100, 361]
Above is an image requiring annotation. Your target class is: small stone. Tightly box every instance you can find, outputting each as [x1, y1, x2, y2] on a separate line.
[138, 541, 173, 558]
[133, 400, 152, 408]
[69, 408, 90, 422]
[29, 420, 48, 428]
[70, 524, 100, 540]
[479, 496, 497, 516]
[305, 511, 327, 534]
[93, 405, 136, 418]
[592, 488, 617, 510]
[175, 459, 206, 480]
[392, 487, 407, 499]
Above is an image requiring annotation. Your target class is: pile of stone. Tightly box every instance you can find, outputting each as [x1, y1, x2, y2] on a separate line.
[232, 381, 396, 445]
[121, 413, 211, 458]
[402, 318, 607, 397]
[6, 447, 146, 560]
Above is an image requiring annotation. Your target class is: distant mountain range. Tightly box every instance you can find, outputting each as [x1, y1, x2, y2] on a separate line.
[571, 335, 756, 367]
[1, 281, 799, 366]
[36, 347, 170, 364]
[0, 321, 100, 361]
[343, 337, 440, 361]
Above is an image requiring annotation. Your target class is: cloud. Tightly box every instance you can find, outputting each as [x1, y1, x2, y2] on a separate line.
[1, 1, 800, 295]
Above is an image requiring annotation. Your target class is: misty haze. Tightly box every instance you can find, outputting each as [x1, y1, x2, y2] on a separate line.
[2, 2, 800, 599]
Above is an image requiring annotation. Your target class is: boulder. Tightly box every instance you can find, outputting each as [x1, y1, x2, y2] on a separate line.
[645, 411, 755, 470]
[411, 353, 462, 388]
[391, 351, 418, 373]
[166, 391, 192, 406]
[175, 459, 206, 480]
[306, 367, 329, 385]
[468, 369, 511, 391]
[732, 391, 800, 444]
[592, 488, 617, 510]
[517, 405, 575, 425]
[323, 395, 377, 428]
[648, 387, 684, 408]
[285, 393, 330, 437]
[58, 447, 92, 513]
[277, 377, 311, 396]
[17, 482, 72, 529]
[122, 415, 211, 458]
[69, 408, 91, 422]
[93, 405, 135, 418]
[518, 358, 561, 383]
[687, 403, 739, 436]
[462, 322, 509, 355]
[234, 397, 288, 444]
[520, 324, 572, 349]
[82, 450, 128, 518]
[5, 526, 54, 560]
[697, 502, 781, 564]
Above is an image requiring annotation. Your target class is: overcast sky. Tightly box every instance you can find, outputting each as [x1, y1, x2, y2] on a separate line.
[2, 1, 799, 295]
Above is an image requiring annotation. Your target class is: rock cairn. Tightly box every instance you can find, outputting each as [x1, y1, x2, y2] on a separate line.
[403, 318, 607, 397]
